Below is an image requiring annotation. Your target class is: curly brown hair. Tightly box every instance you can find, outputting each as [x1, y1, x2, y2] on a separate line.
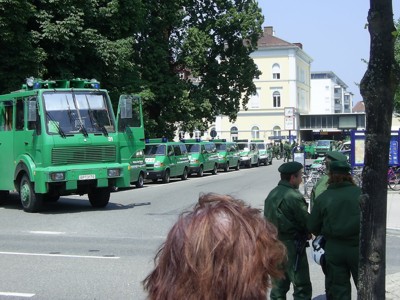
[143, 193, 286, 300]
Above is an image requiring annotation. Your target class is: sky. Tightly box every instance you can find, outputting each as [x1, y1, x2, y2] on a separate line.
[259, 0, 400, 105]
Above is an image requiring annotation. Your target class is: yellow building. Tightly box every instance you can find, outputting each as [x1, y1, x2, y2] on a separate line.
[212, 26, 313, 142]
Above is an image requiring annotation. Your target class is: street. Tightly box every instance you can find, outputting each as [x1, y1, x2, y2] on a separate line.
[0, 160, 399, 299]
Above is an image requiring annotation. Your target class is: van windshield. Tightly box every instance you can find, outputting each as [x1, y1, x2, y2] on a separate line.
[145, 144, 166, 156]
[317, 140, 331, 147]
[215, 144, 226, 151]
[257, 144, 265, 150]
[237, 143, 248, 150]
[186, 144, 200, 153]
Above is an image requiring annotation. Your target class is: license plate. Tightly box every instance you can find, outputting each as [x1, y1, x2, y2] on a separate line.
[79, 174, 96, 180]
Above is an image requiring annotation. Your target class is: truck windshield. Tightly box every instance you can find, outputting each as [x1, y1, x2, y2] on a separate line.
[145, 144, 166, 156]
[43, 91, 115, 135]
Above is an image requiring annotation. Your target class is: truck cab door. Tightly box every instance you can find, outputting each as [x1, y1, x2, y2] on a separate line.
[116, 95, 145, 180]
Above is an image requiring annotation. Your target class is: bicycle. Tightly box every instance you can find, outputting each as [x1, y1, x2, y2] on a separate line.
[302, 166, 325, 198]
[388, 166, 400, 191]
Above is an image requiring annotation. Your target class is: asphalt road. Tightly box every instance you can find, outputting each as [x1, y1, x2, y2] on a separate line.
[0, 160, 399, 299]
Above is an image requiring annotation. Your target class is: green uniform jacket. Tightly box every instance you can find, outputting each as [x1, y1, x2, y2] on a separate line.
[264, 180, 309, 240]
[308, 182, 361, 244]
[310, 174, 329, 210]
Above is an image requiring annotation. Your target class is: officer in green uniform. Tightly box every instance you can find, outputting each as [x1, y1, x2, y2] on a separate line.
[309, 151, 348, 211]
[264, 161, 312, 300]
[283, 141, 291, 162]
[308, 160, 361, 300]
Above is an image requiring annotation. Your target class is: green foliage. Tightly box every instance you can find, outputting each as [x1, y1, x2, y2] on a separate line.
[0, 0, 264, 138]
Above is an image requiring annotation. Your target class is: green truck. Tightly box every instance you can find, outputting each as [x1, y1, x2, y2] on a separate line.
[0, 78, 145, 212]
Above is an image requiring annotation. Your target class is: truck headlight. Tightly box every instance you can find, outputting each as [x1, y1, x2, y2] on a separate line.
[50, 172, 65, 181]
[108, 168, 121, 177]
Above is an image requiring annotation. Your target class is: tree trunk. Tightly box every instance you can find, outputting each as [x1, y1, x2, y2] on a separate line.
[358, 1, 399, 299]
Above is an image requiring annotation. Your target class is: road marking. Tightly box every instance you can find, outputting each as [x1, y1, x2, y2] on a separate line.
[0, 251, 119, 259]
[0, 292, 35, 297]
[28, 231, 66, 235]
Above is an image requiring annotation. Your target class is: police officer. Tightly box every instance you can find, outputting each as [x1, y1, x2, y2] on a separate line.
[307, 161, 361, 300]
[264, 161, 312, 300]
[310, 151, 348, 210]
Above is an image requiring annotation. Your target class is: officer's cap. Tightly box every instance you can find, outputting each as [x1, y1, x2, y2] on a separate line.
[330, 160, 351, 174]
[278, 161, 303, 174]
[326, 151, 347, 162]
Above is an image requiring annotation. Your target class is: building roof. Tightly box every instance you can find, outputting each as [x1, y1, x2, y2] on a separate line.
[257, 26, 303, 49]
[352, 101, 365, 112]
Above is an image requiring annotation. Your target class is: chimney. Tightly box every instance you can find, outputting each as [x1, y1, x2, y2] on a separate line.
[264, 26, 274, 36]
[293, 43, 303, 49]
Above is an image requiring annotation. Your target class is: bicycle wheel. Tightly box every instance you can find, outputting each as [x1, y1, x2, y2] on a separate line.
[388, 172, 400, 191]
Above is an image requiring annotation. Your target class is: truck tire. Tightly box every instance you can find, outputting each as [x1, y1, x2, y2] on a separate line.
[88, 187, 110, 208]
[135, 172, 144, 188]
[20, 174, 43, 213]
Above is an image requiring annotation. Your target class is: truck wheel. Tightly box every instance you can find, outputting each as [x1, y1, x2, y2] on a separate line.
[88, 187, 110, 208]
[135, 172, 144, 188]
[0, 190, 9, 203]
[197, 166, 204, 177]
[20, 174, 43, 213]
[181, 168, 188, 180]
[162, 170, 170, 183]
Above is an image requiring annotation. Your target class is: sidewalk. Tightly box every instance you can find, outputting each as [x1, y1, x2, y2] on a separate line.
[387, 191, 400, 230]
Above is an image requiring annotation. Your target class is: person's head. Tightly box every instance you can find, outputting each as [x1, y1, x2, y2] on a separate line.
[324, 151, 347, 171]
[143, 193, 286, 300]
[279, 161, 303, 189]
[328, 160, 355, 185]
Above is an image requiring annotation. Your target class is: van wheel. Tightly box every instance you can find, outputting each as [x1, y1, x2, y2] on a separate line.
[88, 187, 110, 208]
[20, 175, 43, 213]
[223, 163, 229, 172]
[256, 159, 260, 167]
[181, 168, 188, 180]
[162, 170, 170, 183]
[211, 164, 218, 175]
[135, 172, 144, 188]
[197, 166, 204, 177]
[235, 162, 240, 171]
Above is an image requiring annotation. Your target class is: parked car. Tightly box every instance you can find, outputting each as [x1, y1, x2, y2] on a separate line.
[144, 138, 190, 183]
[181, 139, 219, 177]
[252, 139, 272, 165]
[315, 140, 334, 157]
[213, 139, 240, 171]
[236, 139, 260, 167]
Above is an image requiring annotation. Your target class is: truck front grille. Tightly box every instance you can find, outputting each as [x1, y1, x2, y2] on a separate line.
[52, 146, 116, 165]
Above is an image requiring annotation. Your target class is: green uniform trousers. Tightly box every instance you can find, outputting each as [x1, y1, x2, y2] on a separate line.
[325, 240, 358, 300]
[270, 240, 312, 300]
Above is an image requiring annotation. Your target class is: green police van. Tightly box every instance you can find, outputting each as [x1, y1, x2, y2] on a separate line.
[237, 139, 260, 167]
[144, 138, 190, 183]
[252, 139, 272, 166]
[181, 139, 219, 177]
[213, 139, 240, 172]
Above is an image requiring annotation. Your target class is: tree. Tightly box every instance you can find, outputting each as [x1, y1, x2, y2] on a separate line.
[358, 1, 400, 298]
[136, 0, 264, 138]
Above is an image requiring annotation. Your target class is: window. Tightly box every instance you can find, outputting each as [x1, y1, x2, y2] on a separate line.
[250, 88, 260, 108]
[272, 63, 280, 79]
[273, 91, 281, 108]
[273, 126, 281, 137]
[251, 126, 260, 139]
[16, 99, 24, 131]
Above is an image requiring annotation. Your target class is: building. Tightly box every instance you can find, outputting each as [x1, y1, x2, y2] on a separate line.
[213, 26, 313, 142]
[310, 71, 353, 114]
